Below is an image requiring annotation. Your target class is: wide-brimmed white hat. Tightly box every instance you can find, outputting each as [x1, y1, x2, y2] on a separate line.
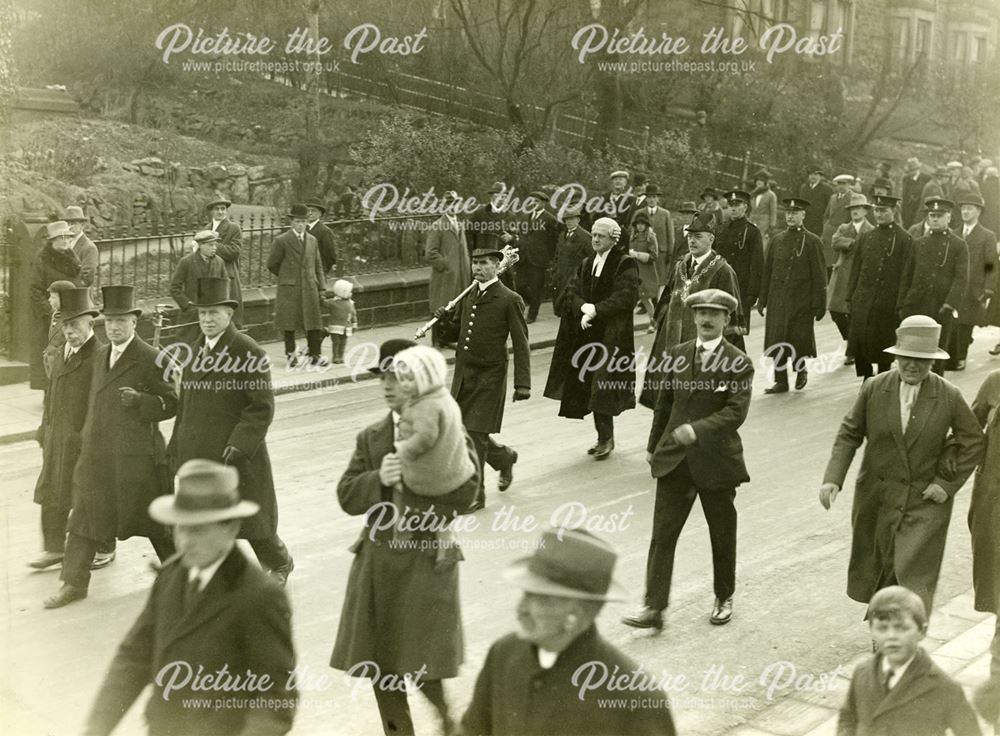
[884, 315, 949, 360]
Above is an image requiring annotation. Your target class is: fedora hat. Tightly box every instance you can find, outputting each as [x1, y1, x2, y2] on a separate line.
[206, 197, 232, 210]
[45, 221, 73, 240]
[561, 205, 583, 221]
[149, 459, 259, 526]
[676, 200, 700, 214]
[58, 288, 100, 321]
[699, 187, 718, 200]
[844, 193, 872, 210]
[62, 205, 87, 222]
[956, 193, 985, 210]
[190, 277, 238, 308]
[503, 527, 626, 601]
[305, 198, 327, 215]
[100, 285, 142, 317]
[368, 338, 417, 375]
[685, 287, 738, 313]
[288, 203, 309, 219]
[884, 315, 949, 360]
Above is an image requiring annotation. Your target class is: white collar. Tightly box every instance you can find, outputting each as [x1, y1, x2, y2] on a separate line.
[881, 652, 916, 689]
[203, 333, 223, 351]
[187, 548, 230, 592]
[696, 335, 723, 352]
[536, 648, 559, 669]
[692, 251, 711, 269]
[963, 223, 975, 234]
[852, 219, 865, 232]
[477, 277, 499, 292]
[211, 219, 224, 231]
[110, 334, 135, 355]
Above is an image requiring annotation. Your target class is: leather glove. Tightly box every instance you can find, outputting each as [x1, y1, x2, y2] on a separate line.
[512, 387, 531, 402]
[433, 307, 448, 320]
[119, 387, 141, 407]
[222, 445, 248, 466]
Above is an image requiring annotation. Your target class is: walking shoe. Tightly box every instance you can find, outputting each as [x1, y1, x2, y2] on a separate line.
[91, 550, 116, 570]
[622, 607, 664, 632]
[467, 498, 486, 513]
[592, 439, 614, 460]
[844, 356, 855, 366]
[709, 597, 733, 625]
[269, 558, 295, 587]
[764, 383, 789, 394]
[498, 449, 518, 492]
[28, 552, 64, 570]
[955, 360, 966, 371]
[795, 371, 808, 390]
[43, 584, 87, 609]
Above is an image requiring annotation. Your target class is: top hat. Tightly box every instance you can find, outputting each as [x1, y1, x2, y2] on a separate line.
[62, 205, 87, 222]
[193, 229, 220, 244]
[684, 288, 738, 313]
[289, 203, 309, 219]
[724, 189, 751, 205]
[502, 527, 626, 601]
[609, 170, 629, 180]
[676, 200, 700, 214]
[45, 221, 73, 240]
[751, 169, 772, 182]
[924, 197, 954, 213]
[700, 187, 719, 200]
[632, 211, 651, 227]
[884, 315, 949, 360]
[686, 213, 716, 234]
[471, 247, 504, 260]
[58, 288, 100, 321]
[206, 197, 232, 210]
[149, 459, 259, 526]
[845, 193, 872, 210]
[305, 198, 327, 215]
[956, 193, 986, 210]
[368, 338, 418, 375]
[190, 277, 238, 308]
[486, 181, 506, 195]
[643, 184, 661, 196]
[871, 194, 902, 207]
[781, 197, 810, 211]
[100, 285, 142, 317]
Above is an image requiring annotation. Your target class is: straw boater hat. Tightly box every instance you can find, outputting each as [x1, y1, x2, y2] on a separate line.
[684, 288, 738, 313]
[884, 315, 949, 360]
[149, 459, 258, 526]
[57, 288, 100, 321]
[190, 277, 238, 309]
[45, 221, 73, 240]
[502, 527, 627, 601]
[609, 170, 629, 180]
[100, 286, 143, 317]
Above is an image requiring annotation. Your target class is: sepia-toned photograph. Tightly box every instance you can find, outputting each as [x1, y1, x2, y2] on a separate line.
[1, 0, 998, 734]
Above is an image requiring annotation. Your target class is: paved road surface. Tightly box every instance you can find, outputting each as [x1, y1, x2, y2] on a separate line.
[2, 319, 997, 735]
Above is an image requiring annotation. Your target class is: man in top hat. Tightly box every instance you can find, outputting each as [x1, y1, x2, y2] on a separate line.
[63, 205, 98, 286]
[426, 191, 471, 346]
[468, 181, 518, 290]
[949, 193, 998, 370]
[30, 288, 102, 570]
[168, 277, 295, 585]
[545, 218, 638, 460]
[332, 338, 479, 736]
[714, 190, 763, 352]
[800, 167, 833, 237]
[268, 203, 327, 365]
[845, 194, 913, 380]
[306, 198, 337, 275]
[206, 196, 244, 326]
[897, 197, 969, 375]
[828, 193, 873, 365]
[514, 190, 560, 324]
[901, 157, 931, 228]
[169, 230, 228, 344]
[749, 169, 778, 250]
[632, 183, 674, 294]
[822, 175, 856, 275]
[462, 528, 677, 736]
[46, 285, 178, 608]
[819, 315, 984, 617]
[625, 289, 753, 632]
[443, 247, 529, 509]
[84, 459, 297, 736]
[550, 205, 591, 306]
[671, 201, 701, 271]
[758, 198, 827, 393]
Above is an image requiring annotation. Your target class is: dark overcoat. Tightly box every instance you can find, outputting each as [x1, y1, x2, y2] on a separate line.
[71, 233, 99, 286]
[330, 413, 478, 679]
[823, 371, 984, 614]
[168, 324, 278, 539]
[955, 222, 998, 326]
[212, 218, 245, 325]
[168, 250, 227, 326]
[69, 337, 177, 541]
[970, 370, 1000, 614]
[846, 223, 912, 369]
[451, 280, 531, 434]
[34, 335, 101, 508]
[308, 219, 337, 273]
[84, 547, 297, 736]
[713, 218, 763, 329]
[29, 243, 83, 389]
[897, 230, 969, 319]
[544, 249, 638, 418]
[268, 229, 326, 332]
[517, 210, 560, 268]
[759, 227, 827, 363]
[461, 625, 676, 736]
[426, 215, 471, 312]
[901, 171, 931, 228]
[801, 180, 833, 235]
[549, 226, 591, 301]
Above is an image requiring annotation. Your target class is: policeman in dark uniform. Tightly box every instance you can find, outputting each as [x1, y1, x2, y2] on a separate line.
[896, 197, 969, 376]
[713, 190, 763, 352]
[449, 248, 532, 511]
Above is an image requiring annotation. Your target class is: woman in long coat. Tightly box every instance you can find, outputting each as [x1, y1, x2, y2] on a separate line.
[628, 212, 659, 322]
[29, 222, 84, 389]
[820, 316, 984, 616]
[268, 205, 326, 361]
[970, 369, 1000, 614]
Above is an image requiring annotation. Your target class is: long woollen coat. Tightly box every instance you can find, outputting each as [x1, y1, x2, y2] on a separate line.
[425, 214, 471, 312]
[268, 229, 326, 332]
[69, 337, 177, 541]
[330, 413, 479, 679]
[168, 324, 278, 540]
[970, 369, 1000, 614]
[955, 222, 998, 327]
[544, 248, 639, 418]
[828, 218, 872, 314]
[212, 217, 245, 325]
[823, 370, 984, 614]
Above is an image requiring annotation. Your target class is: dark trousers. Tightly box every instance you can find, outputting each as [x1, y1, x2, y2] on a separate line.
[248, 535, 294, 573]
[830, 310, 853, 352]
[515, 263, 547, 319]
[284, 330, 324, 358]
[858, 360, 892, 381]
[41, 503, 71, 553]
[727, 333, 746, 353]
[468, 431, 513, 506]
[933, 312, 956, 375]
[772, 365, 806, 387]
[372, 678, 449, 735]
[643, 460, 737, 611]
[948, 323, 974, 363]
[61, 531, 175, 590]
[593, 412, 614, 442]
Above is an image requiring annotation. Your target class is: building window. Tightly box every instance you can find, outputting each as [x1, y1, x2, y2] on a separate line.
[915, 19, 931, 59]
[891, 17, 911, 66]
[972, 36, 988, 63]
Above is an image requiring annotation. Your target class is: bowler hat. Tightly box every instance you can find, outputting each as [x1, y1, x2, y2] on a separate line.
[686, 213, 715, 234]
[369, 338, 418, 375]
[149, 459, 259, 526]
[190, 277, 238, 308]
[305, 198, 327, 215]
[924, 197, 954, 213]
[956, 193, 985, 210]
[193, 230, 220, 244]
[205, 197, 232, 210]
[100, 286, 142, 317]
[45, 221, 73, 240]
[871, 177, 893, 192]
[685, 288, 738, 313]
[676, 201, 700, 214]
[808, 165, 826, 176]
[288, 203, 309, 219]
[62, 205, 87, 222]
[700, 187, 718, 200]
[844, 193, 872, 210]
[58, 288, 100, 321]
[643, 184, 661, 196]
[884, 315, 949, 360]
[781, 197, 810, 211]
[502, 527, 626, 601]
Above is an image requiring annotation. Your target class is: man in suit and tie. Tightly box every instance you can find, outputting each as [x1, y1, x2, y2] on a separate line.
[63, 205, 98, 286]
[206, 197, 245, 326]
[306, 198, 337, 275]
[901, 158, 932, 228]
[950, 193, 998, 370]
[632, 184, 674, 296]
[514, 191, 560, 323]
[623, 289, 753, 631]
[83, 459, 297, 736]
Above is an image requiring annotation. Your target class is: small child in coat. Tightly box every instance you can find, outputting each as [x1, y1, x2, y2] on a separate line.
[323, 279, 357, 363]
[837, 585, 981, 736]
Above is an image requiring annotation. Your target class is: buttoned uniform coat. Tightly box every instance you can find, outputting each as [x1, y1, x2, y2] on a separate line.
[330, 413, 479, 679]
[970, 370, 1000, 614]
[801, 180, 833, 236]
[714, 217, 764, 331]
[460, 625, 676, 736]
[759, 227, 827, 362]
[647, 339, 753, 487]
[828, 218, 874, 314]
[544, 249, 639, 419]
[29, 243, 83, 389]
[632, 205, 674, 286]
[901, 171, 932, 228]
[167, 323, 279, 540]
[896, 230, 969, 320]
[308, 218, 337, 274]
[168, 250, 227, 326]
[34, 335, 101, 509]
[267, 229, 327, 332]
[954, 222, 998, 327]
[845, 223, 913, 369]
[69, 337, 177, 541]
[425, 214, 471, 312]
[451, 280, 531, 435]
[822, 370, 984, 614]
[823, 190, 855, 265]
[836, 649, 981, 736]
[84, 547, 297, 736]
[71, 232, 99, 286]
[549, 225, 591, 301]
[211, 217, 245, 325]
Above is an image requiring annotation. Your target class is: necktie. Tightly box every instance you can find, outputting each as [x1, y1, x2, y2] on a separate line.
[882, 667, 895, 693]
[695, 344, 707, 374]
[109, 346, 122, 369]
[184, 572, 201, 614]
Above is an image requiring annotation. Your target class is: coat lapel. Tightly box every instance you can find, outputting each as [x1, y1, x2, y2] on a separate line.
[188, 324, 238, 381]
[55, 336, 96, 377]
[881, 372, 910, 466]
[872, 650, 937, 718]
[97, 338, 139, 390]
[164, 547, 247, 647]
[904, 375, 939, 449]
